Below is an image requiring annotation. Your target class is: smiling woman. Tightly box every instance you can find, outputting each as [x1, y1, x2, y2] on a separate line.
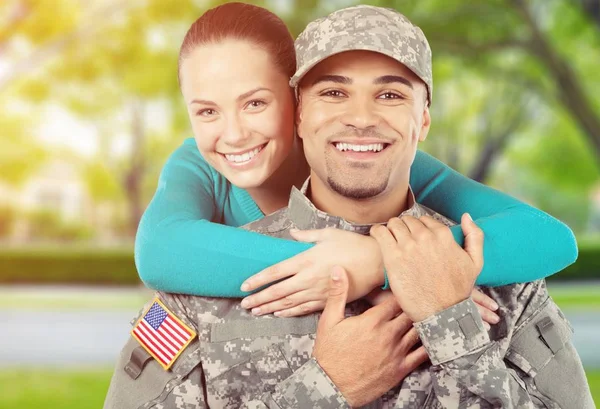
[177, 3, 306, 212]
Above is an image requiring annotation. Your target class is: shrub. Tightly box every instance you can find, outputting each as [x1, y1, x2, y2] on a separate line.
[0, 247, 139, 285]
[551, 240, 600, 281]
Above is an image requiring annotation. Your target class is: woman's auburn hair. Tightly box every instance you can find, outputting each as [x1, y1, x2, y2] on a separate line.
[178, 2, 296, 81]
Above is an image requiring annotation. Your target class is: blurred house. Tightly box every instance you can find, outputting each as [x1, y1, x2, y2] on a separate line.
[2, 154, 125, 244]
[22, 159, 89, 221]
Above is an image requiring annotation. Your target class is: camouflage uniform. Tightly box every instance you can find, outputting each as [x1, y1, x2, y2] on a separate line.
[104, 180, 593, 408]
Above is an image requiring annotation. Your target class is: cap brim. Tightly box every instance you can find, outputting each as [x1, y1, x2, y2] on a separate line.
[290, 42, 431, 105]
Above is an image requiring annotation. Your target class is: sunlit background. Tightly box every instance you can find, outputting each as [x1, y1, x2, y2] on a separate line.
[1, 0, 599, 407]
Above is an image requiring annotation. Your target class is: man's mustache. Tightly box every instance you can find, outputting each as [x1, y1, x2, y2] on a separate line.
[327, 127, 394, 143]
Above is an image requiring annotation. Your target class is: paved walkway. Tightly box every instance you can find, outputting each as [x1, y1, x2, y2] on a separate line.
[2, 308, 599, 368]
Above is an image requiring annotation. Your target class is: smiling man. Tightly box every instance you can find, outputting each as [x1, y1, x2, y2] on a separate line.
[295, 50, 430, 224]
[104, 5, 593, 409]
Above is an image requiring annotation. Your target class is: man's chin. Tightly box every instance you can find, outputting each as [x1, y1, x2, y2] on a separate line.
[327, 178, 387, 200]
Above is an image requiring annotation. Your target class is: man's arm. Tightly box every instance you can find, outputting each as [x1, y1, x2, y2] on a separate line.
[371, 215, 594, 408]
[416, 292, 594, 408]
[415, 297, 536, 408]
[256, 267, 428, 408]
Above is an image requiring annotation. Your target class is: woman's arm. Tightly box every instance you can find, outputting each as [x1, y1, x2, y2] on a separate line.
[410, 150, 578, 285]
[135, 138, 312, 296]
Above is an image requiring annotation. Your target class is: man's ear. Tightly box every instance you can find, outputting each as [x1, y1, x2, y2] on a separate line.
[295, 92, 304, 139]
[418, 104, 431, 142]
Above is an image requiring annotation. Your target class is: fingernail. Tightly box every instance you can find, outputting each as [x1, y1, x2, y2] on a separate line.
[484, 322, 491, 330]
[251, 307, 261, 315]
[290, 228, 299, 234]
[274, 311, 281, 317]
[241, 298, 250, 308]
[466, 213, 473, 221]
[492, 314, 500, 324]
[331, 269, 340, 282]
[240, 282, 250, 292]
[490, 301, 499, 311]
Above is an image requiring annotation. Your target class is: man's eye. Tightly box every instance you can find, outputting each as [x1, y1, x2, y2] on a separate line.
[197, 108, 216, 117]
[378, 92, 402, 100]
[321, 90, 345, 98]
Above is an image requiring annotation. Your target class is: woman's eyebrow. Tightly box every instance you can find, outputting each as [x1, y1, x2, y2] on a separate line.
[237, 87, 272, 101]
[189, 87, 272, 106]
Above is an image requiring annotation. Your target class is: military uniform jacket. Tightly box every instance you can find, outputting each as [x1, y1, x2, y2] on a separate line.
[104, 182, 594, 409]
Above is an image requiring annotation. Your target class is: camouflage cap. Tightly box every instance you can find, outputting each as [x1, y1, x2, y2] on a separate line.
[291, 5, 433, 105]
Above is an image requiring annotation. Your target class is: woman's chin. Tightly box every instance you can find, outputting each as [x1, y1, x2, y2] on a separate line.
[227, 170, 269, 190]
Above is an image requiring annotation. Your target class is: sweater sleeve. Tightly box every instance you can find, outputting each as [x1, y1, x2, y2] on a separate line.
[410, 150, 578, 285]
[134, 139, 311, 296]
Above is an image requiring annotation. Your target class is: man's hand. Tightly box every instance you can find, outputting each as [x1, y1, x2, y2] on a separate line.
[370, 213, 484, 323]
[312, 266, 428, 407]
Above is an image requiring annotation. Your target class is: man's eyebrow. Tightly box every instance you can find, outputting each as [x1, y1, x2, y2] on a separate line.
[373, 75, 413, 88]
[189, 87, 271, 106]
[311, 75, 352, 86]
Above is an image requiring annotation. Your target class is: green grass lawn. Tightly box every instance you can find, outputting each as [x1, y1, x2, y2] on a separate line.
[0, 368, 113, 409]
[0, 368, 597, 408]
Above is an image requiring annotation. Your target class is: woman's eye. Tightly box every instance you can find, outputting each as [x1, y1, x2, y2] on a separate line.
[197, 108, 216, 117]
[246, 100, 266, 109]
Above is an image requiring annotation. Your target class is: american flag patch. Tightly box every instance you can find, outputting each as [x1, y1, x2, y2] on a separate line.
[131, 298, 196, 370]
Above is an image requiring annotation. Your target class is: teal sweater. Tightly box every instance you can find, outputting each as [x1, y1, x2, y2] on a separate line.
[135, 138, 578, 296]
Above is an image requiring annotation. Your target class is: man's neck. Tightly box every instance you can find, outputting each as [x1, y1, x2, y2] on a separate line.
[307, 172, 411, 224]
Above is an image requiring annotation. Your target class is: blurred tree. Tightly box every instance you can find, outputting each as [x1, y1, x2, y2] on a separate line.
[0, 110, 46, 185]
[1, 0, 597, 237]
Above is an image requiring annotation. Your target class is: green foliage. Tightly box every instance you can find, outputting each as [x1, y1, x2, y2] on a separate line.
[23, 210, 94, 242]
[552, 239, 600, 281]
[0, 206, 16, 237]
[0, 113, 47, 186]
[0, 247, 139, 285]
[83, 160, 123, 202]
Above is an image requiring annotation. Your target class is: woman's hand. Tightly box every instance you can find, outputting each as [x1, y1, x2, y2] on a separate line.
[471, 288, 500, 329]
[367, 288, 500, 328]
[239, 228, 384, 317]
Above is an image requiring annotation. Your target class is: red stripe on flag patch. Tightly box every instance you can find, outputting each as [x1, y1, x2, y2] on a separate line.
[130, 298, 197, 370]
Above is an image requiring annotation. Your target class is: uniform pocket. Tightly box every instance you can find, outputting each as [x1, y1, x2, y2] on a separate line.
[505, 298, 594, 409]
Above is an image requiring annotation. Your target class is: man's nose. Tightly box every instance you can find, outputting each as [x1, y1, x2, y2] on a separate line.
[341, 98, 380, 130]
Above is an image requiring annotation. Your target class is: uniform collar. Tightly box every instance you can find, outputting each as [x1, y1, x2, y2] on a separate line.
[287, 177, 424, 235]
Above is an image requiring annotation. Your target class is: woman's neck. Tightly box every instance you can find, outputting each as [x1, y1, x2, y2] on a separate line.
[247, 138, 309, 215]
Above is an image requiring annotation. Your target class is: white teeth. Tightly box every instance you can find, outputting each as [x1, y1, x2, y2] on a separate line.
[224, 145, 263, 163]
[334, 143, 385, 153]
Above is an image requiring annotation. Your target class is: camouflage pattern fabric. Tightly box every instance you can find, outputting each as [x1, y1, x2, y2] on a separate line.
[290, 5, 433, 105]
[104, 178, 594, 408]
